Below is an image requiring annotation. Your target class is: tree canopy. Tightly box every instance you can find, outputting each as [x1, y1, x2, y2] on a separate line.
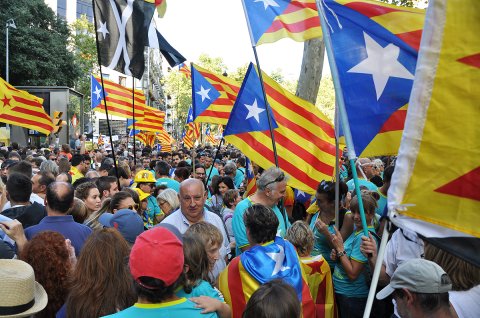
[0, 0, 81, 86]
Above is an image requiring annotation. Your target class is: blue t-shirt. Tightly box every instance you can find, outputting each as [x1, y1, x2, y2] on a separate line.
[156, 177, 180, 193]
[375, 188, 387, 217]
[205, 166, 219, 185]
[145, 196, 162, 226]
[25, 215, 92, 256]
[309, 212, 336, 269]
[332, 227, 377, 297]
[232, 197, 289, 255]
[234, 168, 245, 188]
[102, 298, 218, 318]
[346, 178, 377, 192]
[176, 280, 224, 301]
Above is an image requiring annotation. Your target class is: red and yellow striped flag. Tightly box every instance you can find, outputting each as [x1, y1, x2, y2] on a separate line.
[136, 131, 156, 147]
[128, 105, 165, 132]
[0, 77, 53, 135]
[93, 76, 146, 120]
[157, 129, 173, 152]
[192, 64, 240, 125]
[178, 62, 191, 78]
[225, 65, 336, 194]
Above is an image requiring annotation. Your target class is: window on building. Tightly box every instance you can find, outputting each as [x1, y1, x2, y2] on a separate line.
[57, 0, 67, 19]
[101, 73, 110, 80]
[76, 0, 94, 22]
[119, 76, 127, 87]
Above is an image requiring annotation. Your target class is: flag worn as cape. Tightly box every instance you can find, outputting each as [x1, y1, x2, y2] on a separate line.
[325, 0, 424, 156]
[191, 63, 240, 125]
[242, 0, 321, 46]
[388, 0, 480, 266]
[0, 77, 53, 135]
[224, 63, 336, 194]
[91, 75, 146, 120]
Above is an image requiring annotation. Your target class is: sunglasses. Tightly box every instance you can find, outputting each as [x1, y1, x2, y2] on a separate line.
[319, 180, 334, 192]
[126, 204, 139, 210]
[264, 172, 285, 187]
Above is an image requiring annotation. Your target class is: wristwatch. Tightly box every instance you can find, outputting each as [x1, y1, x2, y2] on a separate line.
[337, 250, 346, 258]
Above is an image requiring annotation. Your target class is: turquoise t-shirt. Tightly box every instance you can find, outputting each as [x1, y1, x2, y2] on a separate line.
[234, 168, 245, 188]
[232, 197, 289, 255]
[332, 227, 377, 297]
[102, 298, 218, 318]
[176, 280, 224, 301]
[156, 177, 180, 193]
[309, 212, 336, 269]
[146, 196, 162, 227]
[346, 178, 377, 192]
[375, 188, 387, 217]
[205, 166, 219, 185]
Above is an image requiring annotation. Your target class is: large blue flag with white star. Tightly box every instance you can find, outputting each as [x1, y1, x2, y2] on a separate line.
[191, 66, 221, 121]
[323, 0, 418, 155]
[223, 63, 278, 136]
[90, 75, 107, 109]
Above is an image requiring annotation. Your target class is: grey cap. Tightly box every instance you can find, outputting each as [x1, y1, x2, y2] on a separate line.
[377, 259, 452, 300]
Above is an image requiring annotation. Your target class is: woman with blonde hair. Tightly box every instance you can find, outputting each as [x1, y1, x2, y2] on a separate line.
[156, 188, 180, 216]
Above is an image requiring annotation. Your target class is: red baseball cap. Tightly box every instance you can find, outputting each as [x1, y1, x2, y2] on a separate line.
[129, 227, 184, 286]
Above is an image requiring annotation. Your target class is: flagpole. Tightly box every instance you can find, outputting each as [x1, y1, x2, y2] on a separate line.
[132, 80, 137, 166]
[315, 0, 369, 237]
[205, 138, 224, 189]
[92, 12, 119, 186]
[334, 103, 340, 227]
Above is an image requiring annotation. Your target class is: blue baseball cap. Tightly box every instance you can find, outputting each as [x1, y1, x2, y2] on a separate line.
[99, 209, 144, 244]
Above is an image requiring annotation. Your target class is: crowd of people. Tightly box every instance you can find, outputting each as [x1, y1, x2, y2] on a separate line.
[0, 141, 478, 318]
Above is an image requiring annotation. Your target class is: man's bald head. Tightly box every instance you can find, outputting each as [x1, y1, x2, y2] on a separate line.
[179, 178, 207, 223]
[46, 181, 74, 214]
[357, 158, 374, 179]
[180, 178, 204, 195]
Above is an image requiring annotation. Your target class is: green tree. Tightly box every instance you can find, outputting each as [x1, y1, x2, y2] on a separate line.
[0, 0, 81, 86]
[315, 76, 335, 122]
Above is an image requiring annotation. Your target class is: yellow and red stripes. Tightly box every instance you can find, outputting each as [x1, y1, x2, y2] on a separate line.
[129, 106, 165, 132]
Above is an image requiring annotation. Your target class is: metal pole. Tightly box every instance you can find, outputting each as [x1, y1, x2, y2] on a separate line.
[334, 103, 340, 226]
[6, 25, 9, 82]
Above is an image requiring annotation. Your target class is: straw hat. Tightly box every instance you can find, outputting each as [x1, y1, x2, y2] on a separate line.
[0, 259, 48, 317]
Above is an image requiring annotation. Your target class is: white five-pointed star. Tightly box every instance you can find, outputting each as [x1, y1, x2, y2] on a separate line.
[97, 21, 109, 40]
[266, 244, 290, 276]
[244, 99, 265, 123]
[196, 86, 211, 102]
[93, 86, 102, 100]
[347, 32, 414, 100]
[188, 113, 193, 121]
[296, 190, 305, 197]
[254, 0, 280, 10]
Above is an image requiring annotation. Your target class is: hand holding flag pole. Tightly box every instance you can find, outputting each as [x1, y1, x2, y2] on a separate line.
[315, 0, 369, 238]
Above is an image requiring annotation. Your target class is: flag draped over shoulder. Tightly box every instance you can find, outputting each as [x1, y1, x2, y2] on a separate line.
[91, 75, 146, 120]
[191, 64, 240, 125]
[242, 0, 321, 46]
[224, 63, 336, 194]
[244, 157, 257, 197]
[324, 0, 424, 156]
[93, 0, 154, 79]
[0, 77, 53, 135]
[127, 105, 165, 132]
[388, 0, 480, 266]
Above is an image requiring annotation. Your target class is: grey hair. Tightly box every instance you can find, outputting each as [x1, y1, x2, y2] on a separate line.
[224, 162, 237, 176]
[257, 167, 289, 191]
[85, 170, 101, 179]
[157, 188, 180, 211]
[39, 160, 59, 177]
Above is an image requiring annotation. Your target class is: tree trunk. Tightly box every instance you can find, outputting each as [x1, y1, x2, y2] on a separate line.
[296, 38, 326, 105]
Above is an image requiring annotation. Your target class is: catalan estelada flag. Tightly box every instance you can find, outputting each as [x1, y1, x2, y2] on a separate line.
[242, 0, 321, 46]
[127, 105, 165, 132]
[224, 63, 336, 194]
[191, 63, 240, 125]
[91, 75, 146, 120]
[178, 62, 191, 78]
[219, 237, 315, 318]
[244, 157, 257, 198]
[157, 129, 173, 152]
[301, 255, 336, 318]
[324, 0, 424, 156]
[205, 125, 217, 145]
[0, 77, 53, 135]
[136, 131, 156, 147]
[388, 0, 480, 266]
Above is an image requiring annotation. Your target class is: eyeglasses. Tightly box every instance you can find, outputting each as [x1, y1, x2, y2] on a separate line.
[264, 172, 285, 187]
[319, 180, 334, 192]
[126, 204, 139, 210]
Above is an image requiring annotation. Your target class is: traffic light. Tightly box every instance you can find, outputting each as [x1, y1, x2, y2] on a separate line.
[52, 111, 66, 134]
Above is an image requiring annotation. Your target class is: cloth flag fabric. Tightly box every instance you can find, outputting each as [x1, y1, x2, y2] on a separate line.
[0, 77, 53, 135]
[295, 189, 312, 205]
[92, 0, 154, 79]
[388, 0, 480, 266]
[191, 64, 240, 125]
[242, 0, 321, 46]
[219, 237, 315, 318]
[178, 62, 191, 78]
[136, 131, 156, 147]
[323, 0, 424, 156]
[147, 18, 186, 67]
[127, 105, 165, 132]
[301, 255, 335, 318]
[224, 63, 336, 194]
[154, 0, 167, 17]
[182, 129, 193, 149]
[91, 75, 146, 120]
[157, 129, 173, 152]
[244, 157, 257, 197]
[97, 134, 104, 147]
[205, 125, 217, 145]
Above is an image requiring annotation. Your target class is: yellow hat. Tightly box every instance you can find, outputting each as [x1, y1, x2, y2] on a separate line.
[134, 188, 150, 201]
[134, 170, 156, 183]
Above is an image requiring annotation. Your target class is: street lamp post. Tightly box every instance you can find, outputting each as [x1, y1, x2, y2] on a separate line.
[5, 19, 16, 82]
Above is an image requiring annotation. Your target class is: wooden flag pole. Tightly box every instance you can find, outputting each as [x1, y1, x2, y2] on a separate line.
[132, 80, 137, 166]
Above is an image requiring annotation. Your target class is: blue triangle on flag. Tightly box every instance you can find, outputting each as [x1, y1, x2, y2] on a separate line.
[223, 63, 278, 136]
[186, 106, 194, 124]
[91, 75, 107, 109]
[191, 66, 221, 120]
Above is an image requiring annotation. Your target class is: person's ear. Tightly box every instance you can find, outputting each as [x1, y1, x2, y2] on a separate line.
[403, 288, 415, 306]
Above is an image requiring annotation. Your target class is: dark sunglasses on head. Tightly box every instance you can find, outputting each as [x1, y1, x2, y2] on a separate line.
[265, 172, 285, 187]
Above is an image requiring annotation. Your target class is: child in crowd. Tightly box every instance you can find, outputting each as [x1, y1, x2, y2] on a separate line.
[177, 233, 231, 318]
